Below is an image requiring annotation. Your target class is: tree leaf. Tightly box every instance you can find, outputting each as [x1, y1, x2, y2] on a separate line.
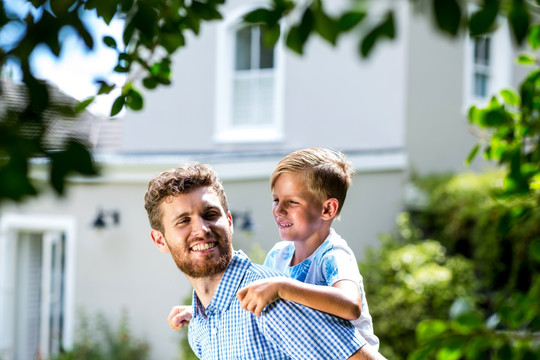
[103, 35, 117, 49]
[313, 6, 338, 45]
[433, 0, 462, 36]
[516, 53, 536, 66]
[360, 11, 395, 57]
[337, 12, 366, 32]
[436, 336, 466, 360]
[285, 8, 314, 55]
[466, 144, 480, 165]
[509, 0, 530, 45]
[126, 88, 144, 111]
[111, 95, 125, 116]
[469, 0, 499, 36]
[500, 89, 520, 106]
[528, 24, 540, 49]
[416, 320, 448, 343]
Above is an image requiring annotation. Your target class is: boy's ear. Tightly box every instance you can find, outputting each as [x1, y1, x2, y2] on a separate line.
[151, 229, 171, 253]
[322, 198, 339, 220]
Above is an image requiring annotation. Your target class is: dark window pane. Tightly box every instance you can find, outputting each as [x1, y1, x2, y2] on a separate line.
[235, 26, 251, 70]
[259, 27, 274, 69]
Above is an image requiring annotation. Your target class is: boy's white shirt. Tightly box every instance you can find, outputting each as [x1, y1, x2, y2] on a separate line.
[264, 228, 380, 350]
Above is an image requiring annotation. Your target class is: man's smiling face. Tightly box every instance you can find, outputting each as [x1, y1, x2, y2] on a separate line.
[156, 186, 233, 278]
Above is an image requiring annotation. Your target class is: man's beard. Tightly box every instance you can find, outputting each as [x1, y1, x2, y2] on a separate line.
[170, 236, 233, 278]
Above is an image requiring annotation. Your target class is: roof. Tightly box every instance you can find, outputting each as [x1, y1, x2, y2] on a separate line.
[0, 79, 123, 152]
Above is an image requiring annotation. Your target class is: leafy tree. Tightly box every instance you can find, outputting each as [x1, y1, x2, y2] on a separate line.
[0, 0, 538, 202]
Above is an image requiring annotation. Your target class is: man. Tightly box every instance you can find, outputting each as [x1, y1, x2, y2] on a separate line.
[145, 162, 384, 359]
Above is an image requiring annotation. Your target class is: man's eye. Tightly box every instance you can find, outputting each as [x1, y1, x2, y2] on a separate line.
[205, 212, 219, 219]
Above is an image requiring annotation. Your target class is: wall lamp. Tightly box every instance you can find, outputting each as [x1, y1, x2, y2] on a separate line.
[92, 209, 120, 229]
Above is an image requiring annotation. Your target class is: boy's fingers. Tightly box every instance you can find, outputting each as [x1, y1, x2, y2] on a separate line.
[237, 287, 247, 301]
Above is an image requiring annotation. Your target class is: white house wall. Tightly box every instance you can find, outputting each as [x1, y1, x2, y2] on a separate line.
[121, 0, 408, 154]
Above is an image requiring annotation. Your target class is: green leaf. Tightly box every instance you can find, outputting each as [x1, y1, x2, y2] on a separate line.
[509, 0, 529, 45]
[75, 96, 95, 113]
[111, 96, 125, 116]
[263, 25, 281, 48]
[469, 0, 499, 36]
[243, 8, 274, 24]
[160, 32, 186, 53]
[407, 341, 440, 360]
[466, 335, 494, 359]
[516, 53, 537, 65]
[436, 336, 466, 360]
[49, 0, 76, 16]
[495, 344, 512, 359]
[125, 89, 144, 111]
[531, 240, 540, 263]
[142, 77, 158, 90]
[528, 24, 540, 49]
[103, 35, 117, 49]
[484, 109, 511, 127]
[416, 320, 448, 343]
[360, 11, 395, 57]
[96, 80, 116, 95]
[451, 312, 484, 334]
[337, 12, 366, 32]
[500, 89, 520, 106]
[190, 1, 223, 21]
[433, 0, 462, 36]
[285, 8, 314, 55]
[313, 6, 338, 45]
[466, 144, 480, 165]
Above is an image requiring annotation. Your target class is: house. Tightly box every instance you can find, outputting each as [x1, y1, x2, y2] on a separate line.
[0, 1, 520, 359]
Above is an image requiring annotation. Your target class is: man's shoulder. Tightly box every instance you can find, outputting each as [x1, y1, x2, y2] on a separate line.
[246, 261, 287, 280]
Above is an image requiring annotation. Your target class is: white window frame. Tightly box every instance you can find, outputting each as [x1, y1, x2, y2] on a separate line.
[214, 3, 285, 144]
[463, 7, 513, 108]
[0, 214, 76, 359]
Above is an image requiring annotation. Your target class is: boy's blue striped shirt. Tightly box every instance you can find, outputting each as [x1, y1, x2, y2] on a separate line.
[188, 250, 366, 359]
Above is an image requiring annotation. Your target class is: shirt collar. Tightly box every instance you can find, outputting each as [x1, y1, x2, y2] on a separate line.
[192, 250, 250, 318]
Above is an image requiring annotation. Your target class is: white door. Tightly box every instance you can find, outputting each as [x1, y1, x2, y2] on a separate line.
[11, 230, 66, 360]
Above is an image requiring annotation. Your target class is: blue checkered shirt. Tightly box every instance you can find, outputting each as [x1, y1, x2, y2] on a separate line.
[188, 251, 366, 359]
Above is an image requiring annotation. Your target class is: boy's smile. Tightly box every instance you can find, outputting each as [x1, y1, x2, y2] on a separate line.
[272, 173, 327, 245]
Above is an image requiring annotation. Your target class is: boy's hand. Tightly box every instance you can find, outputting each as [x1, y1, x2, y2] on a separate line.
[237, 277, 288, 317]
[168, 305, 192, 330]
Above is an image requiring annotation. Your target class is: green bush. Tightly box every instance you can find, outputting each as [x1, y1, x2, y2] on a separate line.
[359, 213, 479, 360]
[410, 171, 540, 297]
[53, 309, 150, 360]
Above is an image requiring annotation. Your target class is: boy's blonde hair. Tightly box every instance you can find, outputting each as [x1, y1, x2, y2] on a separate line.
[270, 148, 354, 216]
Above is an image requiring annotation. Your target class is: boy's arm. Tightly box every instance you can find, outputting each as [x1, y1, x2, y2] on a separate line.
[237, 277, 362, 320]
[167, 305, 193, 330]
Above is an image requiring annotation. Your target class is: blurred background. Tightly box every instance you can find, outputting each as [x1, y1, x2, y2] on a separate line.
[1, 0, 539, 359]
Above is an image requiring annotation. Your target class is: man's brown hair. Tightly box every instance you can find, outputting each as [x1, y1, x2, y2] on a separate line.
[144, 162, 229, 233]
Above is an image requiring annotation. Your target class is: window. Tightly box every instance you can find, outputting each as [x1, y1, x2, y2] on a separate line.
[215, 7, 284, 143]
[0, 215, 75, 360]
[463, 8, 512, 107]
[472, 36, 490, 98]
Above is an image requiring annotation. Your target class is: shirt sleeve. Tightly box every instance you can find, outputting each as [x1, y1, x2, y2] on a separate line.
[260, 299, 366, 359]
[321, 248, 362, 286]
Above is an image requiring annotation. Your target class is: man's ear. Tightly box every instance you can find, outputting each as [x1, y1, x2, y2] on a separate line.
[227, 211, 234, 235]
[151, 229, 170, 253]
[322, 198, 339, 220]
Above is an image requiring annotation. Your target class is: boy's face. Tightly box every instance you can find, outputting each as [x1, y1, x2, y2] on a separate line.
[272, 173, 325, 243]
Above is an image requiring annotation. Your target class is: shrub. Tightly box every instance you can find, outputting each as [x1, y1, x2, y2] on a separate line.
[53, 309, 150, 360]
[359, 213, 479, 359]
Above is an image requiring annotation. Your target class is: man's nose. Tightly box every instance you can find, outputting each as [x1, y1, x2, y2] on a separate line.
[192, 217, 210, 236]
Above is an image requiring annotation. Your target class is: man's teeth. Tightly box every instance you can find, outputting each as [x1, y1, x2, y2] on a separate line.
[191, 243, 216, 251]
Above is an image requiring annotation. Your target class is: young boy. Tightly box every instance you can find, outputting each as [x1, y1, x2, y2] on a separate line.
[168, 148, 379, 350]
